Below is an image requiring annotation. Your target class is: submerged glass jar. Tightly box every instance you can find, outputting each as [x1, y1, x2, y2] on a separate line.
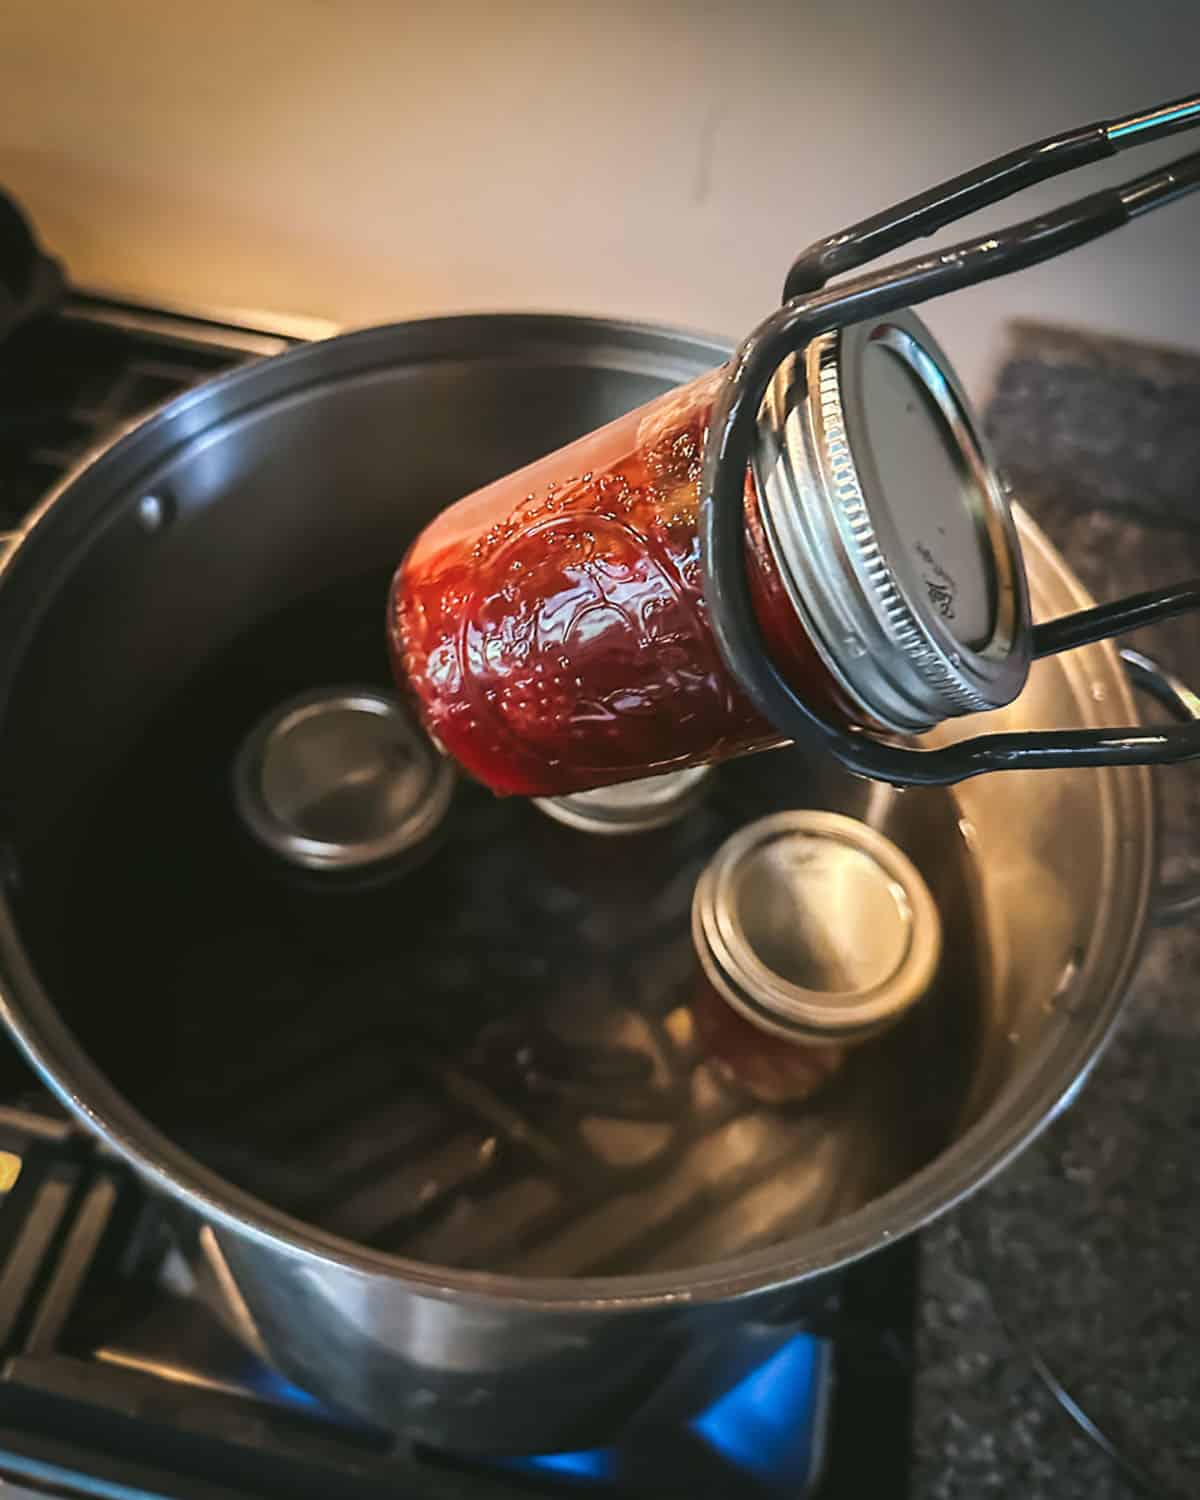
[232, 686, 456, 883]
[526, 766, 716, 946]
[391, 311, 1031, 798]
[690, 811, 941, 1105]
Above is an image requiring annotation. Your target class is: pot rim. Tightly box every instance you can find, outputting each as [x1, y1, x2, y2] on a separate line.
[0, 312, 1154, 1312]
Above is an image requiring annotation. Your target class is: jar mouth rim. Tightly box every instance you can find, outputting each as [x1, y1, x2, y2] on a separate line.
[692, 810, 942, 1041]
[752, 309, 1032, 734]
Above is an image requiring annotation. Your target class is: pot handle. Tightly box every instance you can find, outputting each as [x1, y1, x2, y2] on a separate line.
[1119, 647, 1200, 926]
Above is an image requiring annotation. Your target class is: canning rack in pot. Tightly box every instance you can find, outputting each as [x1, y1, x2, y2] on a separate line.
[702, 92, 1200, 784]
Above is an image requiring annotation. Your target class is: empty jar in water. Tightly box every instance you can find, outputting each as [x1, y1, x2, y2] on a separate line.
[390, 310, 1031, 797]
[529, 765, 714, 942]
[233, 686, 456, 888]
[690, 811, 941, 1104]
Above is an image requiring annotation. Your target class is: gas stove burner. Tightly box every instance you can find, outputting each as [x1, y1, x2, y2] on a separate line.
[533, 766, 712, 835]
[232, 685, 455, 873]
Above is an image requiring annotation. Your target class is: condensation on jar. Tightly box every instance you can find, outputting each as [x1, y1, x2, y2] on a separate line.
[390, 310, 1033, 798]
[690, 811, 941, 1106]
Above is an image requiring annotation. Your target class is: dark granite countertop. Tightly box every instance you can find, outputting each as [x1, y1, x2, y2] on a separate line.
[912, 325, 1200, 1500]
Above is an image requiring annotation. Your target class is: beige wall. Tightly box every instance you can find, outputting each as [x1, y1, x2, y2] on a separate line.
[2, 0, 1198, 394]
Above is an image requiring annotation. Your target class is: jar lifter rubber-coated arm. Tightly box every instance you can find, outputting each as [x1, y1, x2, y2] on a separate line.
[701, 93, 1200, 784]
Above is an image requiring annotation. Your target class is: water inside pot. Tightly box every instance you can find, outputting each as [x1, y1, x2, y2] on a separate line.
[19, 567, 987, 1278]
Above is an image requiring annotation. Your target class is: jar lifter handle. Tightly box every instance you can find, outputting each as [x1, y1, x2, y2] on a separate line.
[1120, 648, 1200, 926]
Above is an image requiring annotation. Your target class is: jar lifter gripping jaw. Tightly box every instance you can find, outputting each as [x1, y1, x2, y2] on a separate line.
[701, 93, 1200, 784]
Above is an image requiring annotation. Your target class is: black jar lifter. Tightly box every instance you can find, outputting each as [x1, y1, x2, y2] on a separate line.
[701, 93, 1200, 784]
[0, 188, 64, 341]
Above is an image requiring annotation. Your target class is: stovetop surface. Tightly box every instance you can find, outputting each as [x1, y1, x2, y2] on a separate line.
[913, 324, 1200, 1500]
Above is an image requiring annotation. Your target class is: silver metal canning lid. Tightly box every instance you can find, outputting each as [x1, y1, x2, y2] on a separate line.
[233, 686, 456, 871]
[692, 810, 942, 1043]
[752, 308, 1032, 734]
[533, 766, 711, 836]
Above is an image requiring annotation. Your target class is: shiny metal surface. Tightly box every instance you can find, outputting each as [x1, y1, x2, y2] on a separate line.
[693, 811, 941, 1043]
[233, 686, 454, 872]
[534, 766, 711, 835]
[1118, 647, 1200, 926]
[63, 286, 340, 357]
[754, 309, 1030, 734]
[0, 314, 1155, 1452]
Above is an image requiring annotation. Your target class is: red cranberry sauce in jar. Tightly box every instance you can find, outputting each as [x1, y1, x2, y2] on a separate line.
[690, 973, 847, 1107]
[389, 369, 853, 797]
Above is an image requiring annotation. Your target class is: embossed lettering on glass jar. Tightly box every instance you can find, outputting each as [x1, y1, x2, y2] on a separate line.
[390, 310, 1031, 797]
[690, 811, 942, 1105]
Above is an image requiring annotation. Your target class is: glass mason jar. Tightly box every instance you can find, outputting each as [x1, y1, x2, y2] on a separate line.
[390, 310, 1031, 798]
[526, 766, 715, 947]
[690, 811, 941, 1105]
[232, 686, 456, 883]
[229, 686, 459, 955]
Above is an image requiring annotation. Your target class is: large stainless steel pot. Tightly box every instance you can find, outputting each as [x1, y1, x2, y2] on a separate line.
[0, 315, 1180, 1453]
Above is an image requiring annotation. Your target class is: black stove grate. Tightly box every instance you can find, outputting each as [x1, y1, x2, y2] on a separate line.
[0, 293, 291, 533]
[0, 1100, 915, 1500]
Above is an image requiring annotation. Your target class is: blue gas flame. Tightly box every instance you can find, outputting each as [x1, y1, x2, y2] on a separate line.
[690, 1333, 825, 1480]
